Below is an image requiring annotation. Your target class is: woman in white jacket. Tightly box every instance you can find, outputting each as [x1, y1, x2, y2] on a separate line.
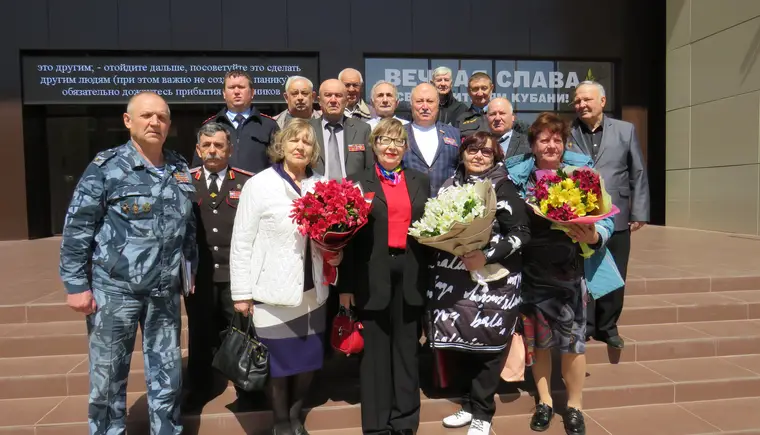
[230, 118, 340, 435]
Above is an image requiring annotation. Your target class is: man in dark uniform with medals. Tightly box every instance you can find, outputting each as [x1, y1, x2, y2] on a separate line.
[184, 121, 254, 410]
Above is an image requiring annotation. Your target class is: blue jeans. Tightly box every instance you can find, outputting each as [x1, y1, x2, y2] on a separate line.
[86, 289, 183, 435]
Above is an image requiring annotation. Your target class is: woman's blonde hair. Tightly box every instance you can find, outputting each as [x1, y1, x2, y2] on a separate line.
[267, 118, 321, 166]
[369, 118, 409, 155]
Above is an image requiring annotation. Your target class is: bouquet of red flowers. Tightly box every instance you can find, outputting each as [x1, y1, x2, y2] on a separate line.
[527, 166, 619, 257]
[290, 179, 374, 285]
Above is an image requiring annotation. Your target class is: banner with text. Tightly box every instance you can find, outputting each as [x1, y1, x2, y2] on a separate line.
[22, 55, 319, 104]
[364, 58, 614, 112]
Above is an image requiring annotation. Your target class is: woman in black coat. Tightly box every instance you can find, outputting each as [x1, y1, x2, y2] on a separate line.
[338, 118, 431, 435]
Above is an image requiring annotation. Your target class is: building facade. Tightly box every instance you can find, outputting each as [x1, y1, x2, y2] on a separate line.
[1, 0, 665, 240]
[666, 0, 760, 235]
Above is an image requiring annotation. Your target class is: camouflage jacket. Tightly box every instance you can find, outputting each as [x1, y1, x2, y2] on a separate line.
[59, 141, 198, 296]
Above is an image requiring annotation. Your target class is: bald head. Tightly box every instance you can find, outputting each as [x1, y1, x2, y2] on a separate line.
[410, 83, 439, 127]
[319, 79, 348, 122]
[123, 91, 171, 148]
[486, 97, 514, 135]
[126, 91, 170, 117]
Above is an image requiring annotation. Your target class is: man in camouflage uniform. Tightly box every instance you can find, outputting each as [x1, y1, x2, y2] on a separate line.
[59, 91, 197, 435]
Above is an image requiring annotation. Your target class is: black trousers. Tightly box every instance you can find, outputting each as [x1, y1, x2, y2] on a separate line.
[447, 349, 507, 422]
[587, 229, 631, 339]
[185, 280, 236, 393]
[359, 253, 422, 434]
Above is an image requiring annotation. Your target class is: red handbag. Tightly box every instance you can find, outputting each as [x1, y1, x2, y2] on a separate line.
[331, 307, 364, 356]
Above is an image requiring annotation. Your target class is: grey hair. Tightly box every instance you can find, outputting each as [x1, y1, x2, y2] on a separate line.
[370, 80, 399, 102]
[577, 80, 606, 98]
[431, 66, 453, 80]
[196, 122, 232, 145]
[338, 68, 363, 84]
[284, 75, 314, 93]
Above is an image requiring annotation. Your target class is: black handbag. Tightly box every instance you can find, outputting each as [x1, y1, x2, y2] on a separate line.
[211, 312, 270, 392]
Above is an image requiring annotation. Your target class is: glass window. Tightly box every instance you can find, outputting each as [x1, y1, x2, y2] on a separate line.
[364, 58, 429, 103]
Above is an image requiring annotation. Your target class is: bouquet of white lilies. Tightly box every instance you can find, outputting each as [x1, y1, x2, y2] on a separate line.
[409, 180, 508, 283]
[408, 183, 487, 237]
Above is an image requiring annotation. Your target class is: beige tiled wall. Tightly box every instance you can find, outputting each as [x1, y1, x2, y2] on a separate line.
[666, 0, 760, 235]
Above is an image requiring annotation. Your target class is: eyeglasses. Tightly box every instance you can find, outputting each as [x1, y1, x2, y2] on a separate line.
[377, 136, 407, 148]
[465, 146, 495, 157]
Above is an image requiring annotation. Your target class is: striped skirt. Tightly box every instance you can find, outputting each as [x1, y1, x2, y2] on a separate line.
[252, 288, 327, 378]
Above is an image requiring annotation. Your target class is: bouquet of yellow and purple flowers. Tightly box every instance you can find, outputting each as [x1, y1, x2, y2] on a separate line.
[527, 166, 619, 257]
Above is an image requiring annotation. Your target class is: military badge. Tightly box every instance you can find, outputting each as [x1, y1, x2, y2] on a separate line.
[121, 203, 129, 213]
[210, 192, 217, 198]
[132, 203, 139, 214]
[142, 203, 151, 213]
[237, 184, 242, 189]
[174, 173, 190, 183]
[348, 144, 365, 152]
[229, 190, 241, 199]
[443, 137, 457, 146]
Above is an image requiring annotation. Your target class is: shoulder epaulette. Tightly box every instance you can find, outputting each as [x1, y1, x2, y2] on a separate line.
[92, 149, 117, 167]
[462, 118, 478, 125]
[201, 114, 218, 125]
[259, 113, 276, 121]
[230, 167, 254, 177]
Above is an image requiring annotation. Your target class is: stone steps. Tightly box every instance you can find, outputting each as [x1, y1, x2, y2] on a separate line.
[3, 356, 760, 434]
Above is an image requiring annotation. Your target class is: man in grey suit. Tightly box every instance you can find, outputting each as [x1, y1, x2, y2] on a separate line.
[486, 97, 531, 159]
[310, 79, 373, 180]
[570, 81, 650, 350]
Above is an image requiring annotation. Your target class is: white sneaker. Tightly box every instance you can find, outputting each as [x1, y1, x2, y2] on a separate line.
[467, 418, 491, 435]
[442, 408, 473, 428]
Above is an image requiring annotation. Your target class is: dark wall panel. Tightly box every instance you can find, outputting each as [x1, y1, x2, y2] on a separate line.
[222, 0, 288, 51]
[352, 0, 413, 54]
[13, 0, 49, 50]
[287, 0, 352, 52]
[469, 0, 531, 56]
[412, 0, 472, 55]
[170, 0, 222, 50]
[528, 0, 624, 58]
[49, 0, 119, 49]
[118, 0, 172, 50]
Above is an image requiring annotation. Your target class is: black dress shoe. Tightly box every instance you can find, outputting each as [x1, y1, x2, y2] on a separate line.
[529, 403, 553, 432]
[393, 430, 415, 435]
[563, 407, 586, 434]
[603, 335, 625, 349]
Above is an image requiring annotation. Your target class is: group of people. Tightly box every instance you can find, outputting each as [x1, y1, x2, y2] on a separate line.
[58, 65, 650, 435]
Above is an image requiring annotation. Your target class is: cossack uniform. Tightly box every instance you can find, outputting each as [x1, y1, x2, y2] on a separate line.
[184, 164, 254, 397]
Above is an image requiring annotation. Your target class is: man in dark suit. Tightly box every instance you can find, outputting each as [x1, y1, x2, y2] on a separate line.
[310, 79, 373, 180]
[570, 81, 650, 350]
[184, 122, 254, 411]
[191, 70, 279, 174]
[403, 83, 461, 196]
[486, 97, 531, 159]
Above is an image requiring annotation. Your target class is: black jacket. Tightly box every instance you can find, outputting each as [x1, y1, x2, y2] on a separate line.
[191, 166, 253, 283]
[191, 106, 279, 174]
[437, 92, 468, 126]
[338, 167, 432, 311]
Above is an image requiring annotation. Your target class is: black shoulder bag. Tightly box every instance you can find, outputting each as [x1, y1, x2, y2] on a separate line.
[212, 312, 270, 392]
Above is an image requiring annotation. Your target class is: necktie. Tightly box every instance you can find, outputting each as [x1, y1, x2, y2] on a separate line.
[234, 114, 245, 129]
[326, 123, 343, 180]
[208, 173, 220, 200]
